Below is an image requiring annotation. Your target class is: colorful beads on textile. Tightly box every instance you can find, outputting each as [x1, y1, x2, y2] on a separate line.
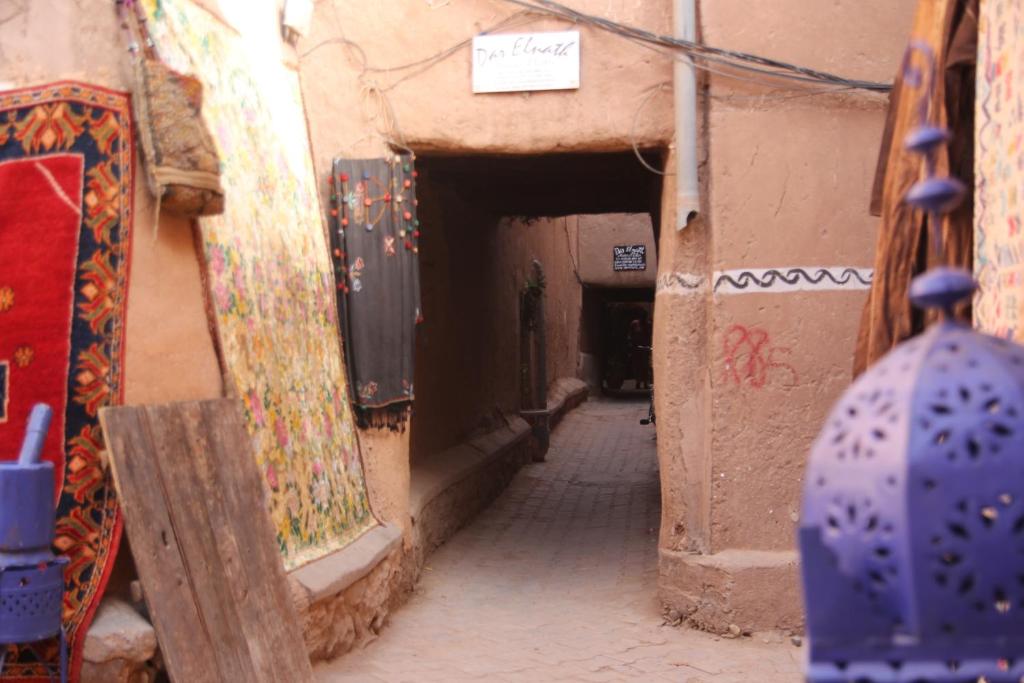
[329, 155, 422, 269]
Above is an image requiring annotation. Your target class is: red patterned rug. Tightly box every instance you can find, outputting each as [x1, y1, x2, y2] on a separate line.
[0, 82, 133, 682]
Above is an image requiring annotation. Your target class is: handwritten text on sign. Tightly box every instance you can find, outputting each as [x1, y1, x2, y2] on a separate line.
[472, 31, 580, 93]
[613, 245, 647, 272]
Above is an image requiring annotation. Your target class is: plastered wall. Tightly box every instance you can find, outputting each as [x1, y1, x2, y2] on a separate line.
[652, 0, 917, 631]
[699, 1, 916, 555]
[499, 215, 584, 392]
[297, 0, 674, 161]
[408, 174, 509, 461]
[701, 102, 901, 552]
[577, 213, 657, 289]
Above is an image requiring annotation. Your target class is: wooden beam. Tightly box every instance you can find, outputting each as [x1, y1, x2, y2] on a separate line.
[99, 399, 314, 683]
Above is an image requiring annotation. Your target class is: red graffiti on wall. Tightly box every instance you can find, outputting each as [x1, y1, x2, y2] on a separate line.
[722, 324, 798, 389]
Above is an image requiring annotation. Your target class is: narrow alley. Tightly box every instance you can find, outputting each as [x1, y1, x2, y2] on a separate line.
[318, 400, 801, 682]
[11, 2, 1016, 681]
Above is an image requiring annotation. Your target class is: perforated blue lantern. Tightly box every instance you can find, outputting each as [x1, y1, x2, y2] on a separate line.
[0, 404, 68, 681]
[799, 42, 1024, 682]
[800, 315, 1024, 681]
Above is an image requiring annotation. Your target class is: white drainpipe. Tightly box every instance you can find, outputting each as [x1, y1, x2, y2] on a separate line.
[674, 0, 700, 230]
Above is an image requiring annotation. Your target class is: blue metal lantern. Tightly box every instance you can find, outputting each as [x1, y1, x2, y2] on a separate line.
[0, 404, 68, 681]
[800, 314, 1024, 681]
[799, 42, 1024, 682]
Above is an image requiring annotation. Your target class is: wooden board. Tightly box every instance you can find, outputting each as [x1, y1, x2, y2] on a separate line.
[854, 0, 967, 375]
[99, 399, 313, 683]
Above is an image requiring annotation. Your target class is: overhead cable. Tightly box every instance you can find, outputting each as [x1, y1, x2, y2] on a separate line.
[500, 0, 893, 93]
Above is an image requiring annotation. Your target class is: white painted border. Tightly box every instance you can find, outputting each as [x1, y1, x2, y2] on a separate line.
[656, 267, 873, 296]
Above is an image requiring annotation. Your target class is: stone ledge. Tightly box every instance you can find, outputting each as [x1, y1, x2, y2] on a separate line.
[659, 548, 804, 634]
[289, 523, 403, 602]
[410, 417, 531, 519]
[547, 377, 588, 428]
[686, 548, 800, 571]
[81, 525, 405, 682]
[520, 378, 589, 461]
[410, 378, 586, 522]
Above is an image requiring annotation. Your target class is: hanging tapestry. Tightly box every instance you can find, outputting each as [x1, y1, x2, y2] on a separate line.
[142, 0, 375, 569]
[0, 82, 133, 683]
[975, 0, 1024, 338]
[330, 156, 422, 430]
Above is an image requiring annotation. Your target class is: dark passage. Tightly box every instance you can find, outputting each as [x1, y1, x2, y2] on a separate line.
[409, 150, 664, 463]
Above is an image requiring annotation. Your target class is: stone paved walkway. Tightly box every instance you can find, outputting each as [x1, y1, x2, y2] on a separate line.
[317, 399, 802, 682]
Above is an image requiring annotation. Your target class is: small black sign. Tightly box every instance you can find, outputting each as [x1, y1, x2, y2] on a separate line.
[612, 244, 647, 272]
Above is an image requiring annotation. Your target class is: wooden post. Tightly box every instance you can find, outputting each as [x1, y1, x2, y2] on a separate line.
[531, 259, 548, 413]
[520, 260, 550, 460]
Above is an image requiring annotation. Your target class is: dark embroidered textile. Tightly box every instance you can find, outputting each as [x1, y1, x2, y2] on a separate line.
[329, 155, 421, 429]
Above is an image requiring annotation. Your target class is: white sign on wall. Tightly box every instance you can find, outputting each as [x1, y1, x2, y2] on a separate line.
[472, 31, 580, 94]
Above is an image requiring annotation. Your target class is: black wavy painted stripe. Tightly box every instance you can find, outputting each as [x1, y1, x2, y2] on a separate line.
[713, 267, 872, 292]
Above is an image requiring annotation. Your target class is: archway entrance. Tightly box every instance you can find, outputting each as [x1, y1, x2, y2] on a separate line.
[404, 147, 666, 564]
[409, 149, 664, 466]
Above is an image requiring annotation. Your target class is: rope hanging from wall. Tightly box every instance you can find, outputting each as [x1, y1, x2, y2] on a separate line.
[329, 154, 423, 431]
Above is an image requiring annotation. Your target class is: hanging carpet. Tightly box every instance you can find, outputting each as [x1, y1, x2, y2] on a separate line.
[330, 155, 422, 430]
[143, 0, 376, 569]
[0, 81, 134, 683]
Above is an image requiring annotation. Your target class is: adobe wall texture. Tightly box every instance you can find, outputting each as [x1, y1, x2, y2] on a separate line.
[577, 213, 657, 289]
[498, 215, 584, 399]
[654, 0, 917, 632]
[704, 100, 898, 553]
[408, 175, 506, 462]
[298, 1, 674, 158]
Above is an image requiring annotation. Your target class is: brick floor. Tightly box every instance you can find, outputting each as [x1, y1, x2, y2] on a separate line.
[317, 399, 802, 682]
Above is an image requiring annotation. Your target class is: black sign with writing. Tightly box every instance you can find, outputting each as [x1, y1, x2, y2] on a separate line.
[612, 244, 647, 272]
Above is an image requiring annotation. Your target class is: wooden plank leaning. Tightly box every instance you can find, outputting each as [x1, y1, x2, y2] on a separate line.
[99, 399, 314, 683]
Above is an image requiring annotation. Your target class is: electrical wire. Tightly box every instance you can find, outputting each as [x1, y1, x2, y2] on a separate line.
[361, 11, 538, 75]
[500, 0, 892, 93]
[562, 217, 583, 285]
[300, 7, 542, 149]
[304, 1, 891, 100]
[631, 83, 672, 176]
[614, 22, 879, 100]
[505, 0, 891, 91]
[302, 10, 538, 84]
[377, 11, 540, 91]
[302, 0, 892, 171]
